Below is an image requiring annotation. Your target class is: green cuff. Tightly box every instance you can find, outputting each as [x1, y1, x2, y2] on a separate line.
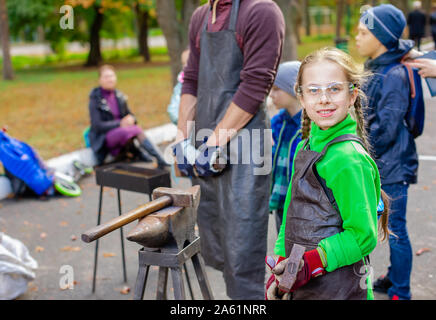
[317, 247, 327, 268]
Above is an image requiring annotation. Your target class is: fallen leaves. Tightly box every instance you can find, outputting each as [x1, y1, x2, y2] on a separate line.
[60, 281, 78, 290]
[119, 286, 130, 295]
[35, 246, 44, 253]
[70, 235, 77, 241]
[61, 246, 81, 252]
[416, 248, 431, 256]
[103, 252, 116, 258]
[59, 221, 69, 227]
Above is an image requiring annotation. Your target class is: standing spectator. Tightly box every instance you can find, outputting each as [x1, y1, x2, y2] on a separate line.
[357, 4, 418, 300]
[167, 49, 190, 125]
[268, 61, 302, 235]
[430, 5, 436, 49]
[407, 1, 427, 50]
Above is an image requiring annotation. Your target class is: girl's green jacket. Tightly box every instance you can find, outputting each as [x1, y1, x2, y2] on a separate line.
[274, 115, 381, 299]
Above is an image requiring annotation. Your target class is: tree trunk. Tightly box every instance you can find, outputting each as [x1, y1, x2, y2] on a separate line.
[85, 5, 103, 67]
[0, 0, 13, 80]
[293, 0, 302, 45]
[156, 0, 197, 85]
[274, 0, 298, 61]
[135, 3, 150, 62]
[303, 0, 310, 36]
[335, 0, 346, 40]
[389, 0, 409, 15]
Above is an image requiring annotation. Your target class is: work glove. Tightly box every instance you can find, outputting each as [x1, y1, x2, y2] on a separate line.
[172, 138, 199, 177]
[194, 143, 227, 177]
[272, 248, 327, 294]
[265, 256, 290, 300]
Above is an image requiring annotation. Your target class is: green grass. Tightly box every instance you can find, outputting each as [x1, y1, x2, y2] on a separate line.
[0, 46, 169, 73]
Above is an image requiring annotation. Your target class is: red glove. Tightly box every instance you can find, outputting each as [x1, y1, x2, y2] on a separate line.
[291, 248, 326, 292]
[265, 256, 285, 299]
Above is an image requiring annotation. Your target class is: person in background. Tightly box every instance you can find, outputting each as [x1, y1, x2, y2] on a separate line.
[357, 4, 418, 300]
[88, 64, 169, 168]
[173, 0, 285, 299]
[167, 49, 190, 125]
[430, 5, 436, 49]
[408, 56, 436, 77]
[407, 1, 427, 50]
[269, 61, 302, 235]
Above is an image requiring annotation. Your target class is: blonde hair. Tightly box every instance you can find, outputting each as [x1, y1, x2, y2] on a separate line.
[295, 47, 391, 241]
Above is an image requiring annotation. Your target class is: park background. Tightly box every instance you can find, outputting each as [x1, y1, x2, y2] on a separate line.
[1, 0, 433, 161]
[1, 0, 436, 301]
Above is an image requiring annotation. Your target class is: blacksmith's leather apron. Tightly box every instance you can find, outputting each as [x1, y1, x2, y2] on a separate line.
[191, 0, 270, 299]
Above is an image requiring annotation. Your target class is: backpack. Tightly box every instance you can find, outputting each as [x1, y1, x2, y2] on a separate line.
[0, 131, 53, 196]
[382, 61, 425, 138]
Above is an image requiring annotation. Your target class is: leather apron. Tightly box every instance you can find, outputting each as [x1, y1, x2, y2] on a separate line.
[285, 134, 369, 300]
[191, 0, 270, 300]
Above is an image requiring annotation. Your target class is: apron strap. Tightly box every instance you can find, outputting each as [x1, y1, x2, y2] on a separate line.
[203, 0, 240, 32]
[319, 134, 366, 157]
[229, 0, 240, 32]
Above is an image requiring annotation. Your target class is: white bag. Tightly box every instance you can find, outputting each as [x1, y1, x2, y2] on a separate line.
[0, 232, 38, 300]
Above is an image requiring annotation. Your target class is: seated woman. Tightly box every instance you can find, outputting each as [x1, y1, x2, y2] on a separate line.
[88, 64, 168, 168]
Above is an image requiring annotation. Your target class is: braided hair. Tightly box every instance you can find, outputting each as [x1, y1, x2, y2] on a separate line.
[295, 47, 391, 241]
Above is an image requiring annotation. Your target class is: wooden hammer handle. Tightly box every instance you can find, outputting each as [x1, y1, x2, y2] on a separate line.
[278, 244, 306, 293]
[81, 195, 172, 243]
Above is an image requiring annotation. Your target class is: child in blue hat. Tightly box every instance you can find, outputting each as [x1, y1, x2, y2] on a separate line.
[269, 61, 302, 234]
[356, 4, 418, 300]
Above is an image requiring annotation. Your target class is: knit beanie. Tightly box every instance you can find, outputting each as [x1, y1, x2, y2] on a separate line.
[360, 4, 406, 51]
[273, 61, 301, 97]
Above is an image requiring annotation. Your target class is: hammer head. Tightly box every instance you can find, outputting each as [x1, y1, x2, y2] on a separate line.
[152, 185, 200, 209]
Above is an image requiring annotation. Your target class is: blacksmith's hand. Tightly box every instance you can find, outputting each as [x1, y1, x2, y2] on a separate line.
[172, 138, 199, 177]
[194, 143, 227, 177]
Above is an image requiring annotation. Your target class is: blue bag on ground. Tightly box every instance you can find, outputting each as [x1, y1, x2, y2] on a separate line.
[0, 131, 53, 196]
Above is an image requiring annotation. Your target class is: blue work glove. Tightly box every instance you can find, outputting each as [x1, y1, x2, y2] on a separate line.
[172, 138, 199, 177]
[194, 143, 227, 177]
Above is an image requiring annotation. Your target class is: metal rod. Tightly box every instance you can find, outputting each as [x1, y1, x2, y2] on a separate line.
[117, 189, 127, 283]
[184, 263, 195, 300]
[92, 185, 104, 293]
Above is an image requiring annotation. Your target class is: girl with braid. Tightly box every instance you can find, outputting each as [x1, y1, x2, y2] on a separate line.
[265, 47, 390, 300]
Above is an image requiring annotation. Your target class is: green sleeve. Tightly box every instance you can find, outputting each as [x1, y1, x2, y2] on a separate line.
[318, 151, 379, 272]
[273, 141, 304, 257]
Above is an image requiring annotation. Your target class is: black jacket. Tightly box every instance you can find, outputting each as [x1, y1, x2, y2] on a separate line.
[88, 87, 134, 164]
[407, 10, 427, 38]
[362, 40, 418, 185]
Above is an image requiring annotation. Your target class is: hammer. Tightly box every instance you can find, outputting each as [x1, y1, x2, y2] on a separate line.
[81, 186, 200, 243]
[278, 244, 306, 293]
